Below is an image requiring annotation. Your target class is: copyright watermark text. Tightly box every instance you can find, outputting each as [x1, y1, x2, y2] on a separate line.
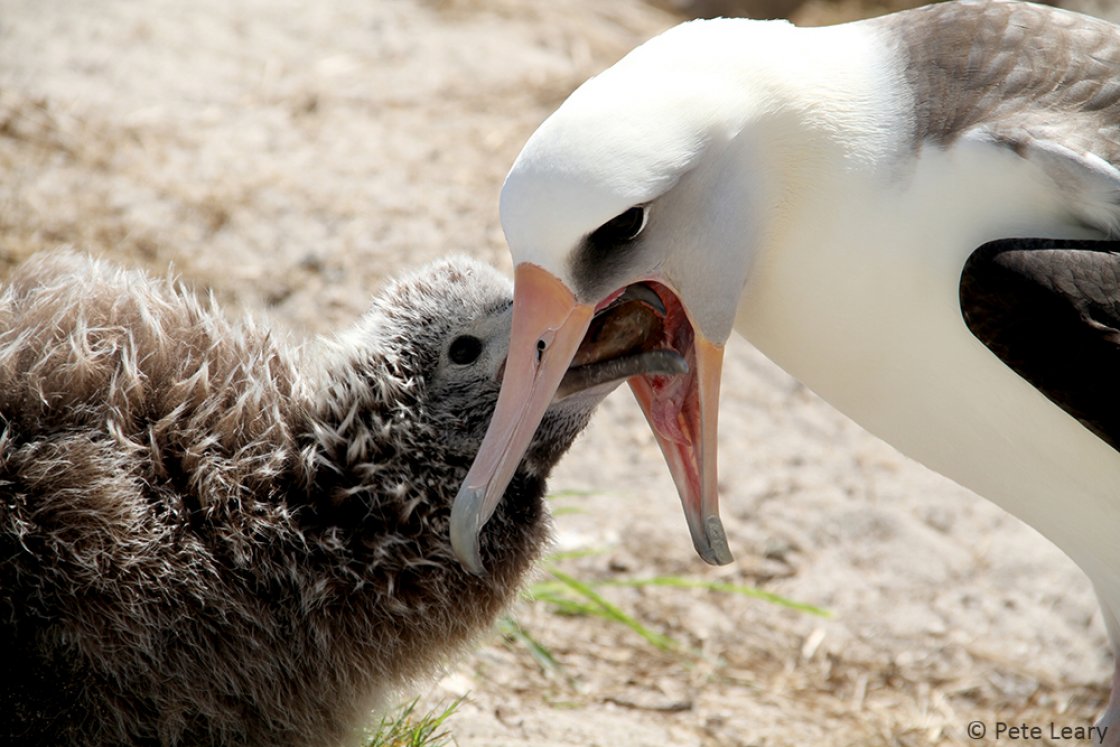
[967, 721, 1108, 743]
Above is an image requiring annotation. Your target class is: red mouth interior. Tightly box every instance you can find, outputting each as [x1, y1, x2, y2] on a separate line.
[583, 281, 699, 446]
[637, 282, 698, 446]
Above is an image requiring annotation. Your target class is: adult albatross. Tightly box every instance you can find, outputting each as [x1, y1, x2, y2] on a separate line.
[450, 0, 1120, 734]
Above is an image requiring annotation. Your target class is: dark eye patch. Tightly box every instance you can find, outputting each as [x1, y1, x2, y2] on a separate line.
[448, 335, 483, 365]
[589, 206, 646, 245]
[570, 206, 648, 301]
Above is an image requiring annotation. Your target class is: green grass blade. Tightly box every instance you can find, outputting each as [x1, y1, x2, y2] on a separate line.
[497, 615, 564, 675]
[364, 697, 462, 747]
[599, 575, 830, 617]
[545, 567, 678, 651]
[531, 593, 605, 617]
[549, 506, 587, 517]
[545, 489, 598, 500]
[543, 548, 608, 561]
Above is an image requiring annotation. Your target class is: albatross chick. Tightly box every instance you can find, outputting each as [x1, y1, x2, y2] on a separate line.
[0, 251, 680, 747]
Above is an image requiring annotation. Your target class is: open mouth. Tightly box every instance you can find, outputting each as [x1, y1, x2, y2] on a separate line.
[563, 281, 732, 566]
[561, 282, 700, 445]
[556, 282, 691, 399]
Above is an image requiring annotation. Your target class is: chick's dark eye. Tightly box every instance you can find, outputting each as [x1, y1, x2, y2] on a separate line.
[590, 206, 646, 245]
[448, 335, 483, 365]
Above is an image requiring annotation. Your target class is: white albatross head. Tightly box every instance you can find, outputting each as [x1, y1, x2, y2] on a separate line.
[451, 17, 814, 572]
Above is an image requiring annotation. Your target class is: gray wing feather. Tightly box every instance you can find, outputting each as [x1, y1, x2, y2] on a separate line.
[979, 132, 1120, 231]
[878, 0, 1120, 233]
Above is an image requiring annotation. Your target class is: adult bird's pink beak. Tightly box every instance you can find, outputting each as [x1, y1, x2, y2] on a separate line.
[450, 263, 594, 574]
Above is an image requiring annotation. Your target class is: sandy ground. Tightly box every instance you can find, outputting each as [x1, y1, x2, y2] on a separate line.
[1, 1, 1115, 745]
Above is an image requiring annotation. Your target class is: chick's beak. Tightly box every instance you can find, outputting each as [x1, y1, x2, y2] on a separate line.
[450, 262, 593, 574]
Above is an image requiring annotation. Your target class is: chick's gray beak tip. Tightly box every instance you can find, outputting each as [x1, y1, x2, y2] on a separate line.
[450, 485, 487, 575]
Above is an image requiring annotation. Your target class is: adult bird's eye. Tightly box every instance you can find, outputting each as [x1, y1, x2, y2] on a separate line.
[448, 335, 483, 365]
[590, 206, 647, 245]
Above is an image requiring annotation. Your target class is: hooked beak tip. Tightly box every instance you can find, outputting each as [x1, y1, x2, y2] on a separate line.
[450, 485, 488, 575]
[697, 515, 734, 566]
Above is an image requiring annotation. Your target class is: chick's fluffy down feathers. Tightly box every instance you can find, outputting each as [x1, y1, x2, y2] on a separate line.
[0, 252, 595, 747]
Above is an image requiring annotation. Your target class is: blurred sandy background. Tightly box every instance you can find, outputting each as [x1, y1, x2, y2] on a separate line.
[2, 1, 1116, 744]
